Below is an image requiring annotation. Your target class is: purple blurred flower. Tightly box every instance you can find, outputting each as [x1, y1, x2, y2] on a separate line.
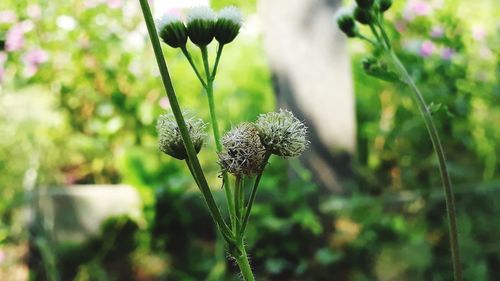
[420, 40, 435, 57]
[22, 48, 48, 77]
[441, 47, 454, 60]
[6, 24, 24, 52]
[430, 26, 444, 38]
[0, 10, 17, 24]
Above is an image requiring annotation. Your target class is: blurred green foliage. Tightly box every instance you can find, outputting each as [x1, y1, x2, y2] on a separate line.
[0, 0, 499, 280]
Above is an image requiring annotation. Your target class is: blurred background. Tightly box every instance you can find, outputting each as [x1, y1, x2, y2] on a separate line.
[0, 0, 499, 280]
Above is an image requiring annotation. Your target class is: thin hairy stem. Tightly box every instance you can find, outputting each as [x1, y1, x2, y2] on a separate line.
[234, 247, 255, 281]
[180, 46, 207, 88]
[240, 152, 271, 236]
[211, 43, 224, 81]
[138, 0, 233, 243]
[234, 175, 243, 230]
[387, 50, 463, 281]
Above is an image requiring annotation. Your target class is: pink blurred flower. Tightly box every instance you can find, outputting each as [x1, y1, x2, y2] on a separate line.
[420, 40, 435, 57]
[22, 48, 48, 77]
[5, 24, 24, 52]
[430, 26, 444, 38]
[107, 0, 123, 9]
[159, 97, 170, 110]
[404, 0, 433, 20]
[441, 47, 454, 60]
[0, 52, 7, 65]
[27, 4, 42, 19]
[472, 26, 486, 41]
[395, 21, 407, 33]
[0, 10, 17, 24]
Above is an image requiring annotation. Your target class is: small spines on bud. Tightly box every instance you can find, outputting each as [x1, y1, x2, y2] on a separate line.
[214, 6, 243, 44]
[218, 123, 266, 176]
[254, 109, 309, 157]
[186, 6, 217, 46]
[157, 112, 207, 160]
[335, 6, 358, 38]
[157, 13, 188, 48]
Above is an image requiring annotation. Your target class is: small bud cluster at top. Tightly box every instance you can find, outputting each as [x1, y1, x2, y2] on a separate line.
[157, 6, 243, 48]
[335, 0, 393, 37]
[157, 112, 207, 160]
[218, 109, 308, 176]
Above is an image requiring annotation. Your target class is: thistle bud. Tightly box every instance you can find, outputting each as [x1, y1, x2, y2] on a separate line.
[335, 7, 358, 38]
[354, 6, 374, 25]
[186, 6, 217, 46]
[157, 13, 188, 48]
[254, 109, 309, 157]
[214, 6, 243, 44]
[218, 123, 266, 176]
[156, 112, 207, 160]
[356, 0, 374, 9]
[378, 0, 392, 12]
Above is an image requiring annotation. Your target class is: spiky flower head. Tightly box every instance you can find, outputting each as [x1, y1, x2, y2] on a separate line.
[355, 0, 374, 9]
[335, 6, 358, 38]
[156, 112, 207, 160]
[214, 6, 243, 44]
[354, 6, 374, 25]
[157, 13, 188, 48]
[255, 109, 309, 157]
[218, 123, 266, 176]
[378, 0, 393, 12]
[186, 6, 217, 46]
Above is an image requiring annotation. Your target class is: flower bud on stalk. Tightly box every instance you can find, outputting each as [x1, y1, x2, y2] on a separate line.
[378, 0, 393, 12]
[355, 0, 374, 9]
[354, 6, 374, 25]
[157, 112, 207, 160]
[335, 8, 358, 38]
[214, 6, 243, 44]
[157, 13, 188, 48]
[186, 6, 217, 46]
[218, 123, 266, 176]
[254, 109, 309, 157]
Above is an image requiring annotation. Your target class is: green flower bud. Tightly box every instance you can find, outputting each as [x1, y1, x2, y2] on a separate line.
[218, 123, 266, 176]
[254, 109, 309, 157]
[335, 8, 358, 38]
[354, 6, 374, 25]
[378, 0, 393, 12]
[214, 6, 243, 44]
[156, 112, 207, 160]
[157, 13, 188, 48]
[355, 0, 374, 9]
[186, 6, 217, 46]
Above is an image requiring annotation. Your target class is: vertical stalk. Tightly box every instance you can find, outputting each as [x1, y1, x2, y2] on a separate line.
[138, 0, 233, 242]
[200, 45, 237, 231]
[387, 50, 463, 281]
[234, 175, 242, 230]
[234, 247, 256, 281]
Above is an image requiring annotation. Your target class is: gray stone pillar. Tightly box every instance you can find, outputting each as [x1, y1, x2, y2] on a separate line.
[258, 0, 356, 192]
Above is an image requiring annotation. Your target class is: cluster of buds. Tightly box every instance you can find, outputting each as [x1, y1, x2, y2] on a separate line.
[157, 6, 242, 48]
[336, 0, 392, 37]
[156, 112, 207, 160]
[218, 109, 309, 176]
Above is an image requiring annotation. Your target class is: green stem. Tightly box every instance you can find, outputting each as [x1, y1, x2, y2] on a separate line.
[234, 247, 255, 281]
[211, 43, 224, 81]
[199, 44, 237, 231]
[387, 50, 463, 281]
[234, 175, 242, 230]
[138, 0, 233, 243]
[181, 46, 207, 88]
[369, 24, 382, 44]
[240, 152, 271, 236]
[375, 20, 392, 50]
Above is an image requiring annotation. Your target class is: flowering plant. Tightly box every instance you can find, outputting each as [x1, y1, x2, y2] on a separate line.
[139, 2, 308, 280]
